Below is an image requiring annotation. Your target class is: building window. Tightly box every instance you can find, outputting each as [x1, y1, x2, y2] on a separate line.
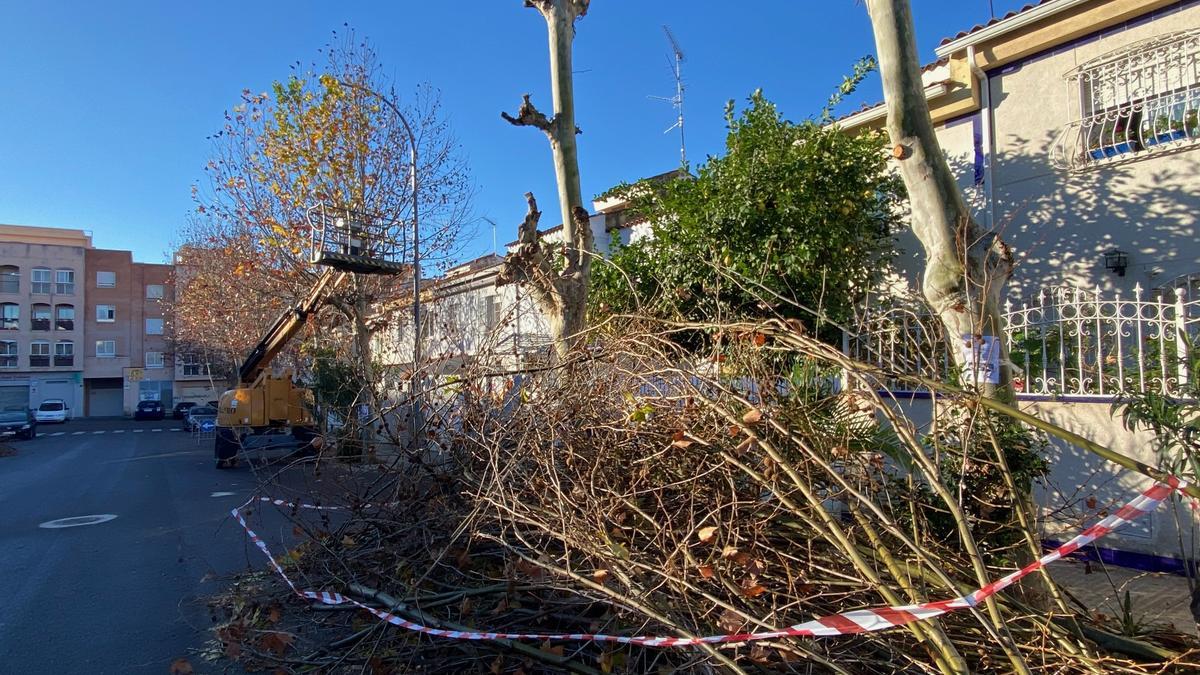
[96, 340, 116, 358]
[1057, 29, 1200, 170]
[30, 341, 49, 367]
[55, 269, 75, 295]
[0, 266, 18, 293]
[31, 304, 51, 331]
[31, 268, 51, 294]
[96, 304, 116, 322]
[146, 284, 164, 299]
[145, 318, 163, 335]
[54, 340, 74, 366]
[55, 304, 74, 331]
[0, 303, 19, 330]
[96, 271, 116, 288]
[145, 351, 164, 368]
[0, 341, 16, 368]
[180, 353, 210, 377]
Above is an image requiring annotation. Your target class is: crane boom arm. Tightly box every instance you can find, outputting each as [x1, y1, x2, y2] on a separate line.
[237, 270, 346, 384]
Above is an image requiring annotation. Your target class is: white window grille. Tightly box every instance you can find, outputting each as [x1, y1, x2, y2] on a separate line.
[0, 341, 16, 368]
[96, 271, 116, 288]
[96, 340, 116, 358]
[54, 340, 74, 367]
[1053, 29, 1200, 171]
[180, 353, 210, 377]
[145, 351, 164, 368]
[55, 269, 75, 295]
[848, 284, 1198, 398]
[30, 341, 49, 367]
[31, 268, 50, 294]
[96, 305, 116, 322]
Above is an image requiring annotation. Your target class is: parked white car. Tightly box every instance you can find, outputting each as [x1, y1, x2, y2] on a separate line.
[35, 399, 70, 423]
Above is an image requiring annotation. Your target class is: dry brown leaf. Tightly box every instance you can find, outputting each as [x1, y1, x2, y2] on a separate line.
[671, 439, 694, 449]
[742, 408, 763, 425]
[721, 546, 740, 559]
[490, 655, 504, 674]
[697, 525, 718, 543]
[540, 639, 565, 657]
[742, 583, 768, 598]
[341, 534, 357, 548]
[266, 603, 282, 624]
[735, 436, 756, 455]
[698, 564, 715, 579]
[753, 332, 767, 347]
[592, 569, 610, 584]
[728, 424, 741, 437]
[672, 430, 685, 441]
[170, 658, 194, 675]
[718, 608, 744, 633]
[259, 631, 295, 656]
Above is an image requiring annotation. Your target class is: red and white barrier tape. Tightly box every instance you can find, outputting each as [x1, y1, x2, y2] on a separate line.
[232, 476, 1187, 647]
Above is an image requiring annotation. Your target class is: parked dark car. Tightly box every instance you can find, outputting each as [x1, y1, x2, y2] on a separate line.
[183, 405, 218, 432]
[0, 406, 36, 439]
[173, 401, 197, 419]
[134, 400, 165, 420]
[206, 400, 219, 408]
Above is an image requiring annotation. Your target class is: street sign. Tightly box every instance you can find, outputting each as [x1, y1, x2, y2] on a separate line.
[200, 420, 216, 433]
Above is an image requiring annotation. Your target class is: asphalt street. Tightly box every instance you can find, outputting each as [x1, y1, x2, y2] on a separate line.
[0, 417, 296, 674]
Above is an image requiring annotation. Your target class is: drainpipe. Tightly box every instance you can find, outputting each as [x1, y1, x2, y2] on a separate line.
[967, 45, 996, 230]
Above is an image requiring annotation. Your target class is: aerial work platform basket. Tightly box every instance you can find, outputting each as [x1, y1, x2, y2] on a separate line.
[306, 203, 408, 275]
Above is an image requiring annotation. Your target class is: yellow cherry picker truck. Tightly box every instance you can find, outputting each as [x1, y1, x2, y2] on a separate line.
[214, 205, 407, 468]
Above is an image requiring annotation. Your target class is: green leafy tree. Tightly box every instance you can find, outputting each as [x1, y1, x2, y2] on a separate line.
[591, 83, 902, 337]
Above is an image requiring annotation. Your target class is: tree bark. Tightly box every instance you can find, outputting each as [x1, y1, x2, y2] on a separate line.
[498, 0, 593, 358]
[866, 0, 1014, 400]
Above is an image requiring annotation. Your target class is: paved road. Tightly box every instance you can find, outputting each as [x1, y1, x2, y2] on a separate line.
[0, 418, 290, 674]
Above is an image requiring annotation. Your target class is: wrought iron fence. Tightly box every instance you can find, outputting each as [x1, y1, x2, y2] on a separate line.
[847, 284, 1198, 398]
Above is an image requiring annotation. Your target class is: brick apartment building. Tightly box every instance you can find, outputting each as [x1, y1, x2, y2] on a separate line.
[0, 224, 179, 416]
[83, 249, 173, 415]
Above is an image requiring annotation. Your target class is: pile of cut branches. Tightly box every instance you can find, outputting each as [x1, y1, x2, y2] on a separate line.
[213, 319, 1200, 674]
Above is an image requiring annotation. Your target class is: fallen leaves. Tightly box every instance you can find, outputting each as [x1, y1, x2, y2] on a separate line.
[697, 525, 718, 543]
[259, 631, 295, 656]
[169, 658, 194, 675]
[592, 569, 611, 584]
[742, 408, 763, 425]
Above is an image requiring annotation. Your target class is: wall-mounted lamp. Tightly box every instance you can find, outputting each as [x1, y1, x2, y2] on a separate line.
[1103, 248, 1129, 277]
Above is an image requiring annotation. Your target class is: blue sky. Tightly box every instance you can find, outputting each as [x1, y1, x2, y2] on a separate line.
[0, 1, 1028, 265]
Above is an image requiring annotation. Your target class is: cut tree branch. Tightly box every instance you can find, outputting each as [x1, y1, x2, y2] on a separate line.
[500, 94, 554, 136]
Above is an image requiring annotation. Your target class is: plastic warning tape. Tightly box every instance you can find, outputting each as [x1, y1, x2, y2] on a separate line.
[232, 475, 1186, 646]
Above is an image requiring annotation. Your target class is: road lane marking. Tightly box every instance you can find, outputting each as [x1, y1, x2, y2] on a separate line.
[152, 429, 162, 432]
[169, 429, 181, 432]
[92, 430, 106, 435]
[133, 429, 144, 433]
[211, 491, 236, 497]
[72, 431, 86, 435]
[106, 449, 210, 463]
[50, 432, 64, 437]
[39, 514, 118, 529]
[112, 429, 124, 434]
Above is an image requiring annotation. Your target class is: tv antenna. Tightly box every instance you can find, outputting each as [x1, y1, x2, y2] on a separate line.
[649, 25, 687, 167]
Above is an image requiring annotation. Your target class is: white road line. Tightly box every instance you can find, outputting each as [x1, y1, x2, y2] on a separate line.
[133, 429, 144, 433]
[112, 430, 125, 434]
[72, 431, 86, 435]
[152, 429, 162, 432]
[168, 428, 181, 432]
[92, 430, 106, 435]
[50, 432, 65, 437]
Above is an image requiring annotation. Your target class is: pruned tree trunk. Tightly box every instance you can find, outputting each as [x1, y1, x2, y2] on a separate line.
[497, 0, 593, 358]
[867, 0, 1015, 400]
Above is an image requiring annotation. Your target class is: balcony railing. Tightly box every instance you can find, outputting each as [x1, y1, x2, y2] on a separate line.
[848, 284, 1198, 398]
[54, 355, 74, 367]
[0, 280, 18, 294]
[55, 319, 74, 331]
[30, 356, 49, 367]
[31, 318, 50, 331]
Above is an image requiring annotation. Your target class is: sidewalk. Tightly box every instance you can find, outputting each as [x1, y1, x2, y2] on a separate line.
[1050, 558, 1198, 636]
